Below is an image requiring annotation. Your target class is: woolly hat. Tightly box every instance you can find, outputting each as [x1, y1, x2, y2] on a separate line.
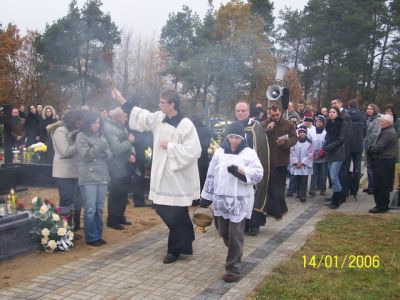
[297, 125, 308, 134]
[304, 112, 313, 122]
[226, 121, 246, 139]
[315, 115, 326, 123]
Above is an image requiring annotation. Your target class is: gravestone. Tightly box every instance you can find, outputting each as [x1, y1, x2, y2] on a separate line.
[0, 212, 37, 261]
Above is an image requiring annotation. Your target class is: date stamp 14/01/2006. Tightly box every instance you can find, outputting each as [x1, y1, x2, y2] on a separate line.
[302, 255, 380, 269]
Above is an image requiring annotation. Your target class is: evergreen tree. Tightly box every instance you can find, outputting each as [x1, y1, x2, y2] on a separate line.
[34, 0, 121, 106]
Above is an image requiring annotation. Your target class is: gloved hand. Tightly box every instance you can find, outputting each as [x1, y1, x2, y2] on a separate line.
[227, 165, 239, 174]
[199, 198, 212, 208]
[227, 165, 247, 183]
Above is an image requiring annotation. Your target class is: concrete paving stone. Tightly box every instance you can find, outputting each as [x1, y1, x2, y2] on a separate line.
[3, 287, 25, 293]
[0, 290, 17, 297]
[16, 291, 44, 299]
[39, 295, 64, 300]
[138, 295, 165, 300]
[128, 292, 151, 300]
[86, 295, 105, 300]
[59, 289, 79, 297]
[23, 283, 41, 289]
[81, 283, 102, 292]
[220, 291, 248, 300]
[31, 287, 53, 293]
[68, 294, 91, 300]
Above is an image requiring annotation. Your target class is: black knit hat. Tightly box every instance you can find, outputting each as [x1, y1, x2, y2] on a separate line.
[226, 121, 246, 139]
[315, 115, 326, 123]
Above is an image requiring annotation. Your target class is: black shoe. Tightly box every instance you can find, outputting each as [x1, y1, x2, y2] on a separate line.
[99, 239, 107, 245]
[300, 197, 306, 203]
[286, 192, 293, 197]
[163, 253, 179, 264]
[363, 188, 374, 195]
[369, 207, 388, 214]
[324, 197, 332, 202]
[107, 224, 124, 230]
[329, 204, 338, 209]
[87, 240, 104, 247]
[248, 227, 260, 236]
[309, 190, 316, 196]
[121, 220, 132, 225]
[223, 273, 240, 283]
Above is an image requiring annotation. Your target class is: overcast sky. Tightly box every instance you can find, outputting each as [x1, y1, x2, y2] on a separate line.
[1, 0, 308, 36]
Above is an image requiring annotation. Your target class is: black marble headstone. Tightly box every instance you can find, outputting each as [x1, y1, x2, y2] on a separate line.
[0, 211, 37, 261]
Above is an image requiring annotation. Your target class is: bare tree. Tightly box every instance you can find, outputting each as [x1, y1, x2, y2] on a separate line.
[114, 31, 166, 110]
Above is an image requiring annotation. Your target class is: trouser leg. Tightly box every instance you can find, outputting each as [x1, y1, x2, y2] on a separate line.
[215, 216, 245, 276]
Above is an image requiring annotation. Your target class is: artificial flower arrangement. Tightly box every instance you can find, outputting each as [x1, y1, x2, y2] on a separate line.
[30, 197, 74, 252]
[28, 142, 48, 153]
[208, 121, 232, 158]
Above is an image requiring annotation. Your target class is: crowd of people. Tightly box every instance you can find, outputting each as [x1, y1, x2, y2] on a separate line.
[1, 92, 398, 283]
[4, 104, 58, 162]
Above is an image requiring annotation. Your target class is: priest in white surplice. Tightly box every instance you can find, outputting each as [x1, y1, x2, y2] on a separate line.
[112, 88, 201, 264]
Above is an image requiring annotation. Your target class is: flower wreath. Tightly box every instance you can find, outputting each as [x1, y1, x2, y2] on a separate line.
[30, 197, 74, 252]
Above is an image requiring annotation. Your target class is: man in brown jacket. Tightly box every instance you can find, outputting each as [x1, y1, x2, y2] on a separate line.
[262, 105, 298, 219]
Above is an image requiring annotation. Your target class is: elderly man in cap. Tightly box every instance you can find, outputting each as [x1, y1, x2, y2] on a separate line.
[367, 114, 398, 213]
[103, 107, 136, 230]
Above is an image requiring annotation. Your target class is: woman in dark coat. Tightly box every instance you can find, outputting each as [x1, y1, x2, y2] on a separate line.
[190, 115, 211, 206]
[25, 105, 41, 146]
[323, 107, 346, 209]
[40, 105, 58, 163]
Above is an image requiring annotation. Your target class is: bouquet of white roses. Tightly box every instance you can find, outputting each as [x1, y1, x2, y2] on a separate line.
[30, 197, 74, 252]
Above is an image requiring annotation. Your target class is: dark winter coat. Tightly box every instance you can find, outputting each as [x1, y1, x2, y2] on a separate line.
[323, 117, 346, 162]
[348, 108, 366, 154]
[364, 114, 381, 151]
[25, 112, 40, 146]
[262, 116, 298, 167]
[76, 131, 111, 185]
[341, 109, 352, 158]
[103, 119, 135, 179]
[367, 126, 398, 160]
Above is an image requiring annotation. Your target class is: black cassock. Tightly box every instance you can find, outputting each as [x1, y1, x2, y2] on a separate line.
[154, 204, 195, 255]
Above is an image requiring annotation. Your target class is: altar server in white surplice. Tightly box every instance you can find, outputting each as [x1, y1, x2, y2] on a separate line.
[200, 121, 263, 283]
[112, 88, 201, 264]
[289, 126, 314, 203]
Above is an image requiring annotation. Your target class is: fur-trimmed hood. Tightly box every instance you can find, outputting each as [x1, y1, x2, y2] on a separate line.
[42, 105, 58, 120]
[47, 120, 64, 135]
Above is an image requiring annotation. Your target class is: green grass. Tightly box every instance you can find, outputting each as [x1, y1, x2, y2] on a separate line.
[250, 214, 400, 300]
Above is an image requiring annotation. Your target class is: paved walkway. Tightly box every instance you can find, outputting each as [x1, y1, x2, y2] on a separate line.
[1, 190, 398, 300]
